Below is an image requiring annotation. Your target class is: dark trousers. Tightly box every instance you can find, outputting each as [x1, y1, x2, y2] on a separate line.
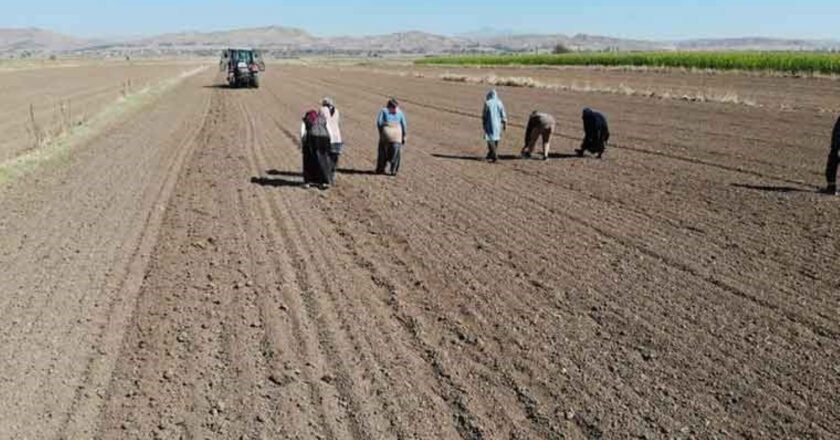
[376, 140, 402, 175]
[328, 143, 343, 185]
[486, 141, 499, 161]
[827, 147, 839, 187]
[329, 153, 340, 185]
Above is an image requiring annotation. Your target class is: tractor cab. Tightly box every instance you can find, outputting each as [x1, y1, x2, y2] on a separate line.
[220, 48, 265, 88]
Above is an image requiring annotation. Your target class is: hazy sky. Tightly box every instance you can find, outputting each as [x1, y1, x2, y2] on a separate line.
[3, 0, 839, 40]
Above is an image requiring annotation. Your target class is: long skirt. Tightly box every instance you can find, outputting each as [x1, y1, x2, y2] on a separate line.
[303, 135, 333, 185]
[581, 136, 606, 155]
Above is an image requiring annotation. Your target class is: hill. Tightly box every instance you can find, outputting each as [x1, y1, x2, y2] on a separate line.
[674, 37, 840, 51]
[0, 28, 90, 56]
[1, 26, 839, 58]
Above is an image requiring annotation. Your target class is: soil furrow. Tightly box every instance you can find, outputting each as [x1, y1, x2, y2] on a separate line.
[1, 63, 836, 439]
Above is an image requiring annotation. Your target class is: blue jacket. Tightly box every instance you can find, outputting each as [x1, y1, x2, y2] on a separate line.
[377, 108, 407, 136]
[482, 90, 507, 142]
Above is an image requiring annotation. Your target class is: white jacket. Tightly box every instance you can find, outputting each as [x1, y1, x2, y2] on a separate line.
[321, 106, 342, 144]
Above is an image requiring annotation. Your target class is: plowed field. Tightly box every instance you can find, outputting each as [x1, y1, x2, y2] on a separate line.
[0, 63, 837, 439]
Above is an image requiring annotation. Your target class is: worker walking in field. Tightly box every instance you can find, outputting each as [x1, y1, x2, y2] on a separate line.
[576, 108, 610, 159]
[321, 97, 343, 185]
[482, 89, 507, 163]
[376, 98, 407, 176]
[300, 109, 333, 190]
[522, 111, 556, 160]
[823, 115, 840, 195]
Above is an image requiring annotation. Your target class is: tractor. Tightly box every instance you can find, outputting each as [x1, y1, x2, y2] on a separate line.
[220, 48, 265, 88]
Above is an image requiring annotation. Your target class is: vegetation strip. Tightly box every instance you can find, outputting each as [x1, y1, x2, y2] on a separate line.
[417, 52, 840, 75]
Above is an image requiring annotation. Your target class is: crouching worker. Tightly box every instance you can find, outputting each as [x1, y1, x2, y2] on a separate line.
[376, 98, 407, 176]
[522, 111, 556, 160]
[577, 108, 610, 159]
[300, 109, 333, 190]
[824, 115, 840, 195]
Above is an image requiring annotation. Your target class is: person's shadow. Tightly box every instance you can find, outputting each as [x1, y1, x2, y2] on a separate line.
[547, 152, 582, 159]
[250, 176, 302, 188]
[252, 170, 303, 187]
[432, 152, 580, 161]
[266, 169, 300, 177]
[336, 168, 379, 176]
[431, 153, 522, 162]
[268, 168, 381, 176]
[730, 183, 816, 194]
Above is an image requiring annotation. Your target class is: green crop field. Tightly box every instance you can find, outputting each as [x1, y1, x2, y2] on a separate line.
[416, 52, 840, 75]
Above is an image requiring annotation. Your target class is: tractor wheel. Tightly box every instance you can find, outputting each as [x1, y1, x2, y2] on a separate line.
[251, 76, 260, 89]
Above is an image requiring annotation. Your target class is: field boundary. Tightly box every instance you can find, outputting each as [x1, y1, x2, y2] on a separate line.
[0, 66, 208, 186]
[437, 71, 760, 107]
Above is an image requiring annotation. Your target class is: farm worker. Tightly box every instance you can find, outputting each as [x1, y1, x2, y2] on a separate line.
[576, 108, 610, 159]
[376, 98, 408, 176]
[824, 115, 840, 195]
[522, 111, 556, 160]
[482, 89, 507, 163]
[321, 97, 343, 185]
[300, 109, 333, 190]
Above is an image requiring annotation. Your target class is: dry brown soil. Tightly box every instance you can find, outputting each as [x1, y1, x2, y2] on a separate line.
[399, 64, 840, 113]
[0, 61, 203, 162]
[0, 64, 837, 439]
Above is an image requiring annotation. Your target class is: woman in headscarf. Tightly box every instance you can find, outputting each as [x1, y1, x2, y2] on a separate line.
[300, 109, 333, 189]
[321, 97, 343, 185]
[376, 98, 408, 176]
[824, 115, 840, 195]
[577, 108, 610, 159]
[482, 89, 507, 163]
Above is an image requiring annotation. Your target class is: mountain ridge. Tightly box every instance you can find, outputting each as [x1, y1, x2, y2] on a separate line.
[2, 26, 838, 58]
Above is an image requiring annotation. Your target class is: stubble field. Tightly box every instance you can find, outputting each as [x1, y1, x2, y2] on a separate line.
[0, 60, 837, 439]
